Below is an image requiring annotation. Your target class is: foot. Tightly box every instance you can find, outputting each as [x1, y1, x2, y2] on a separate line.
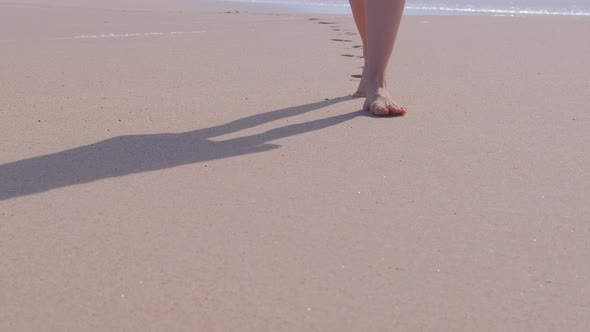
[363, 86, 406, 116]
[351, 67, 367, 98]
[352, 78, 366, 98]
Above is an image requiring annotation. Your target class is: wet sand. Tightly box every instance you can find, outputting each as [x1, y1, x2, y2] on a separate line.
[1, 1, 590, 330]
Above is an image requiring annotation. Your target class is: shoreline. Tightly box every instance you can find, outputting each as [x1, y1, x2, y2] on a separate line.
[207, 0, 590, 16]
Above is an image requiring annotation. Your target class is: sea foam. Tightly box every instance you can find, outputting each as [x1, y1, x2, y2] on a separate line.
[216, 0, 590, 16]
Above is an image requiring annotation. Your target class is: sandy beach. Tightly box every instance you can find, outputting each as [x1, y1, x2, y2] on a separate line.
[1, 0, 590, 330]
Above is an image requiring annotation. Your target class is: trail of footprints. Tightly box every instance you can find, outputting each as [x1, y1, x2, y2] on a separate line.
[309, 18, 364, 81]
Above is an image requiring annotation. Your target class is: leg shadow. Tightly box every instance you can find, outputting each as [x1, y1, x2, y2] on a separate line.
[1, 97, 362, 201]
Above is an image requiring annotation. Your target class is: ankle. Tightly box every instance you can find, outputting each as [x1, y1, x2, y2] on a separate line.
[365, 78, 388, 91]
[364, 72, 387, 89]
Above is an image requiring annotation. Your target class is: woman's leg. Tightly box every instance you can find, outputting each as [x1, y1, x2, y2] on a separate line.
[363, 0, 406, 116]
[349, 0, 368, 97]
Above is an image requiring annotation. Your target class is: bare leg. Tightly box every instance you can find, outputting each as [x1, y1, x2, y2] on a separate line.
[363, 0, 407, 116]
[349, 0, 368, 97]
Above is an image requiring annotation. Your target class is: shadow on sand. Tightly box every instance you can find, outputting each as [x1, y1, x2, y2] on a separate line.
[1, 96, 365, 201]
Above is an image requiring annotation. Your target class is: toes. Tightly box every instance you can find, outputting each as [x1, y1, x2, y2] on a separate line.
[386, 103, 407, 116]
[364, 98, 407, 117]
[370, 101, 390, 116]
[372, 106, 390, 116]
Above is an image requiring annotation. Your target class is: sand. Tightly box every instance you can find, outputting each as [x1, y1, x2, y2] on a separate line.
[1, 0, 590, 330]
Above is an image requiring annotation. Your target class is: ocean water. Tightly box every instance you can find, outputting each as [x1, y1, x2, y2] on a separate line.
[214, 0, 590, 16]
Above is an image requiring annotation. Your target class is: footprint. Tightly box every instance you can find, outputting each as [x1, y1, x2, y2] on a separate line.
[351, 74, 362, 79]
[352, 45, 362, 48]
[331, 39, 353, 42]
[345, 32, 357, 35]
[318, 21, 336, 24]
[332, 29, 341, 31]
[340, 54, 355, 57]
[309, 18, 319, 21]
